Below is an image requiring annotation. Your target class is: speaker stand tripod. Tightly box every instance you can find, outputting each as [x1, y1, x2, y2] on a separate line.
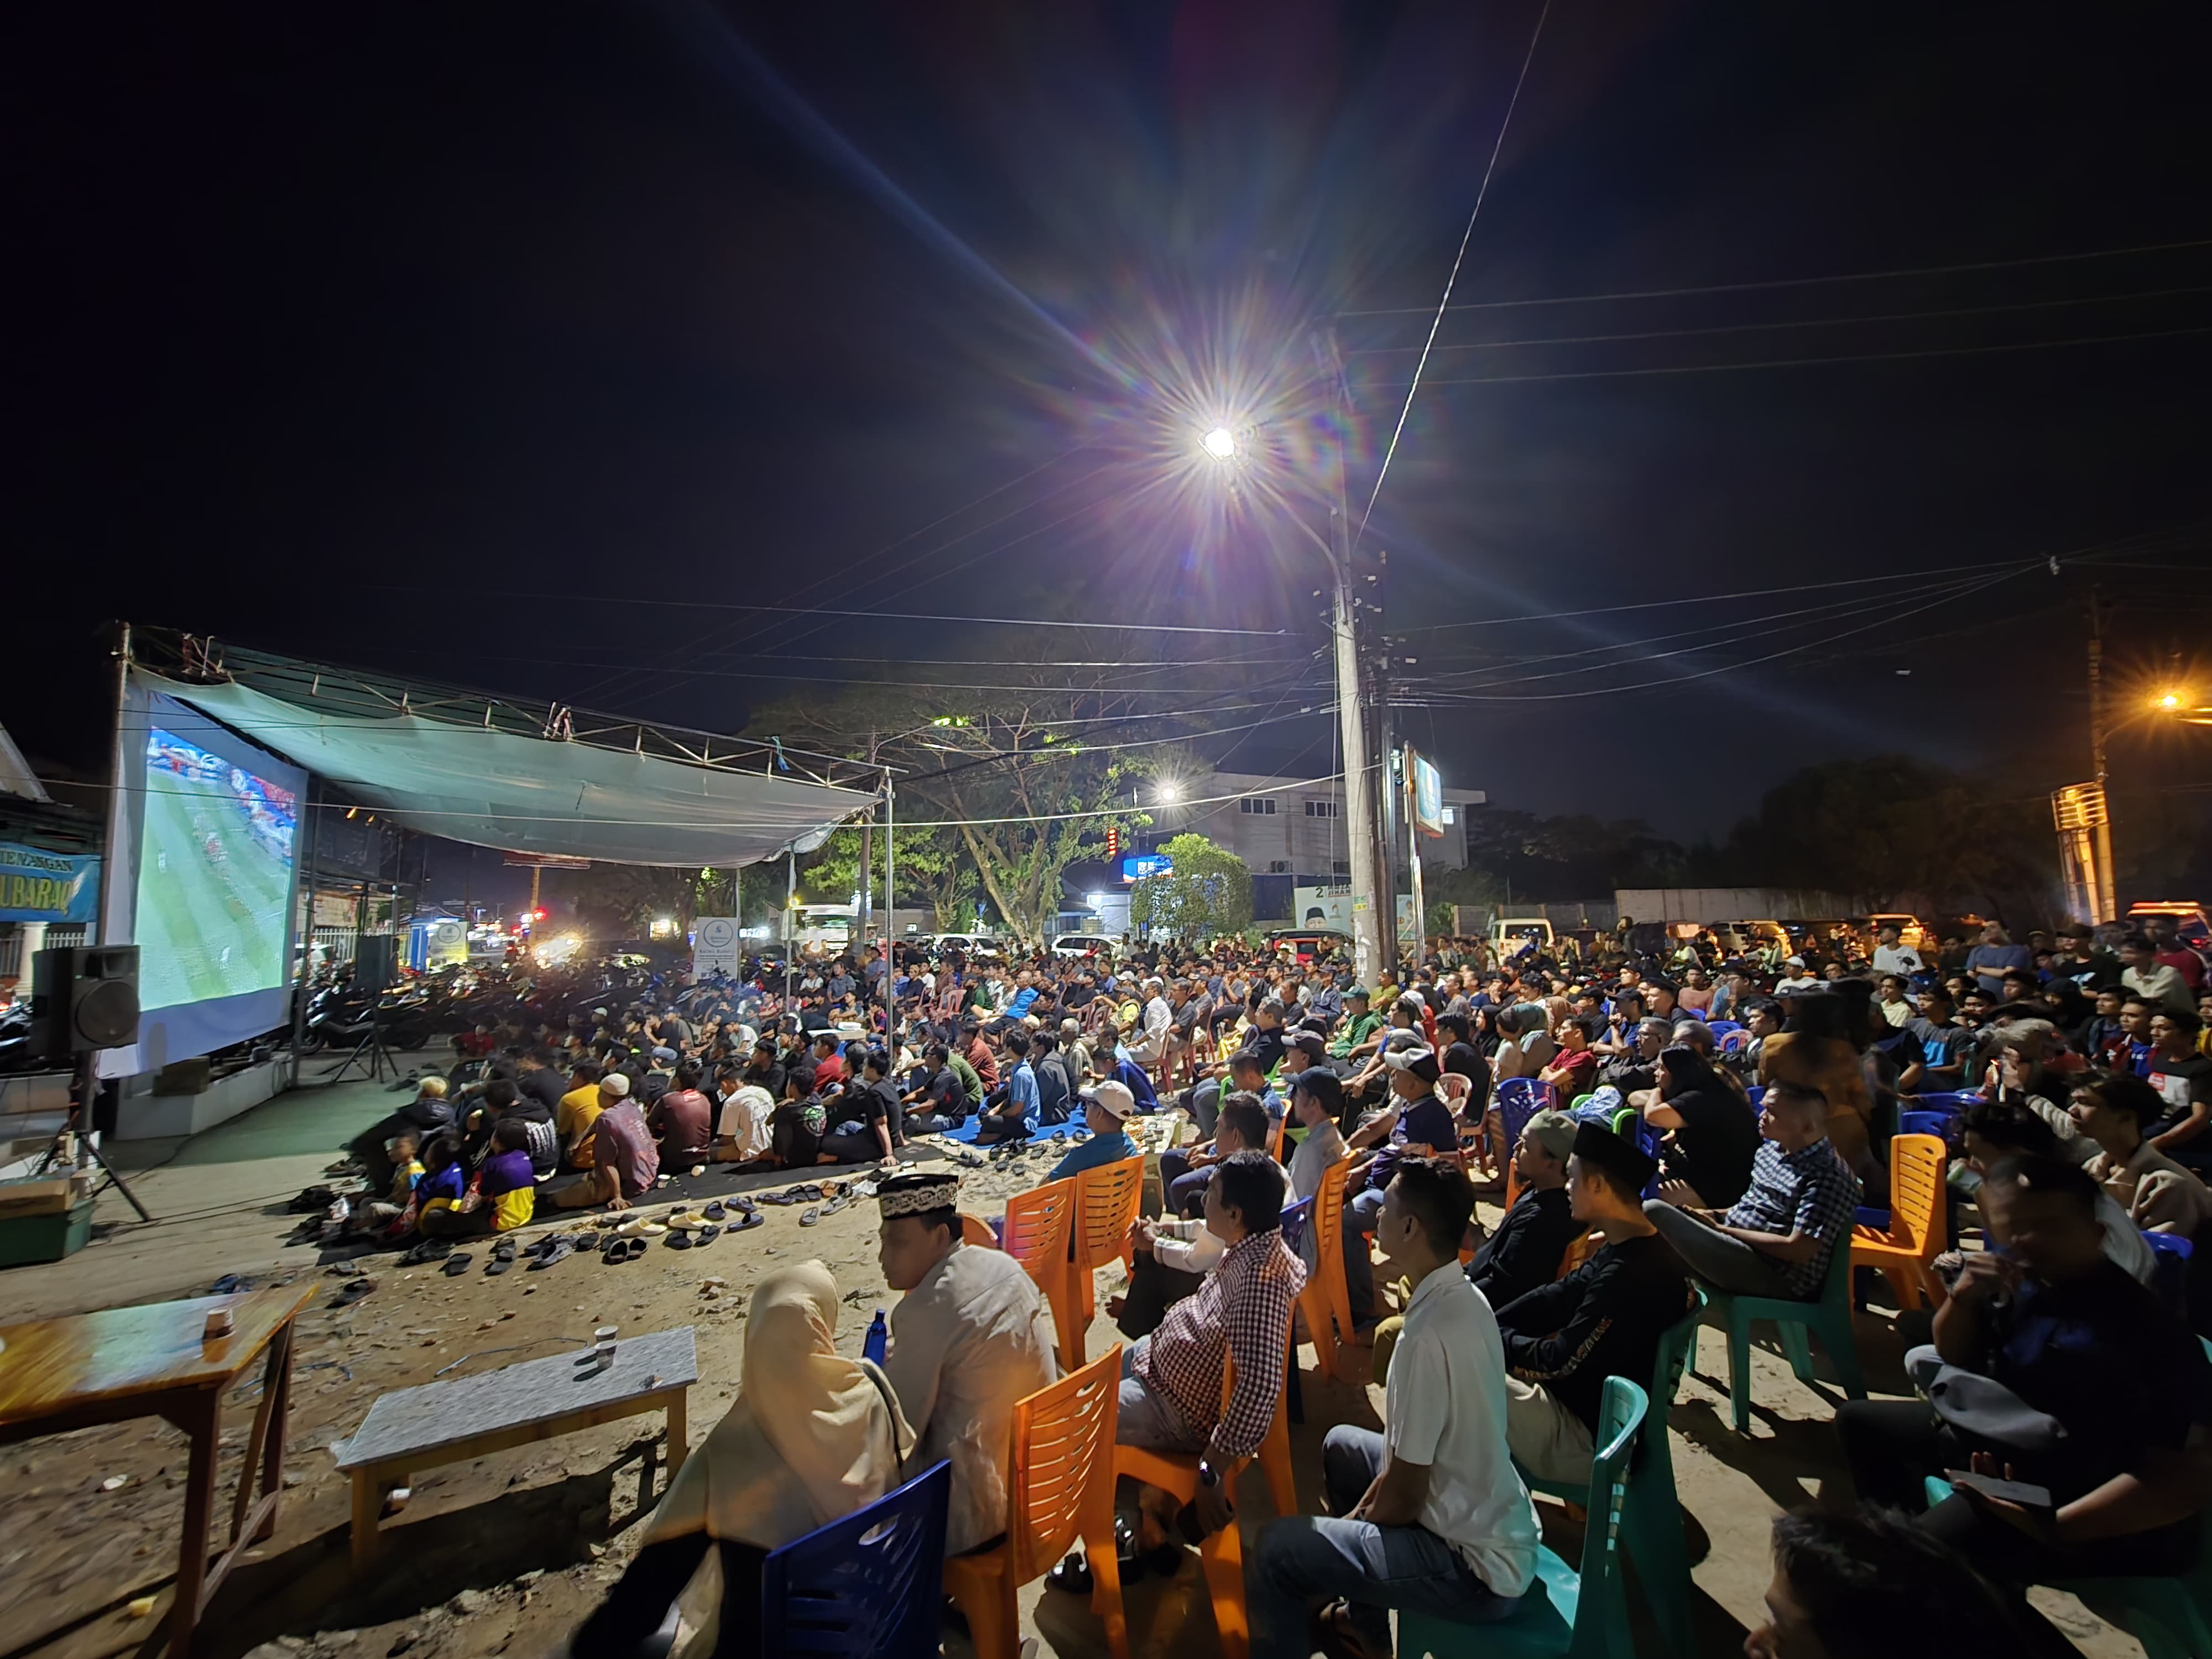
[320, 1020, 401, 1087]
[33, 1053, 154, 1224]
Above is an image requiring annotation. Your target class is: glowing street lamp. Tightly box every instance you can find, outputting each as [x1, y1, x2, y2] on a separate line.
[1154, 779, 1183, 803]
[1201, 427, 1238, 461]
[2156, 690, 2185, 711]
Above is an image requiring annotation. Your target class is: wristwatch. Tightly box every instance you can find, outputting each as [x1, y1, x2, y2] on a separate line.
[1197, 1457, 1222, 1489]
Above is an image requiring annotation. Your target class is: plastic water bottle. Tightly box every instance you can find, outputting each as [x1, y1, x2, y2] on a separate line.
[863, 1310, 888, 1366]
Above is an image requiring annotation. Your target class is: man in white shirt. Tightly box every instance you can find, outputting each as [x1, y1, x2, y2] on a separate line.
[709, 1071, 773, 1164]
[1133, 977, 1172, 1072]
[1870, 925, 1926, 978]
[877, 1171, 1060, 1553]
[1248, 1156, 1538, 1659]
[1774, 957, 1822, 994]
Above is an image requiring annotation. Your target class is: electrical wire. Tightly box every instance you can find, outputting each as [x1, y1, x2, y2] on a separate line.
[1343, 283, 2212, 357]
[1357, 0, 1553, 547]
[1397, 567, 2030, 701]
[1335, 236, 2212, 318]
[1366, 324, 2212, 388]
[345, 592, 1293, 637]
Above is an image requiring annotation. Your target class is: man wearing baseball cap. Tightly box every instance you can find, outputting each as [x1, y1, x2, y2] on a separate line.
[1044, 1081, 1139, 1183]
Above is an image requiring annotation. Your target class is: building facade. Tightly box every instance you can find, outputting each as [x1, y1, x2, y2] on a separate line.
[1173, 768, 1486, 885]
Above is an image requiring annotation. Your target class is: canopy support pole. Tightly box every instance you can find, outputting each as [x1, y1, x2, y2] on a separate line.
[882, 770, 895, 1032]
[783, 846, 796, 1013]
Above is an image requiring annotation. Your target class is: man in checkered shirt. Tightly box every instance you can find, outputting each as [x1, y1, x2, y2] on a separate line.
[1118, 1148, 1306, 1546]
[1644, 1078, 1861, 1298]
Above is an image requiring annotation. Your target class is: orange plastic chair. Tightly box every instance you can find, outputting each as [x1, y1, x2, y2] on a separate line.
[1300, 1160, 1355, 1380]
[1001, 1178, 1081, 1365]
[1068, 1156, 1146, 1351]
[1266, 1112, 1288, 1161]
[946, 1344, 1128, 1659]
[1851, 1131, 1948, 1309]
[960, 1213, 1000, 1249]
[1114, 1310, 1299, 1659]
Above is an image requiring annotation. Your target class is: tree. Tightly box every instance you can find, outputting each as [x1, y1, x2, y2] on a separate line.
[744, 670, 1208, 947]
[796, 822, 982, 930]
[560, 864, 704, 940]
[1129, 833, 1252, 940]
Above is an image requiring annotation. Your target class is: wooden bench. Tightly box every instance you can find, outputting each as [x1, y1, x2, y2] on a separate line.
[333, 1324, 697, 1569]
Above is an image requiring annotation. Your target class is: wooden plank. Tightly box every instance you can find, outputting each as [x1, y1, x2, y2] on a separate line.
[0, 1286, 315, 1427]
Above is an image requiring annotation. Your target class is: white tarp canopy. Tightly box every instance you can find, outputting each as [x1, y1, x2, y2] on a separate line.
[141, 670, 875, 868]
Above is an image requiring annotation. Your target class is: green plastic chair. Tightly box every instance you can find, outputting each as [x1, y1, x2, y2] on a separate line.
[1515, 1292, 1703, 1659]
[1401, 1376, 1647, 1659]
[1919, 1335, 2212, 1659]
[1704, 1234, 1866, 1432]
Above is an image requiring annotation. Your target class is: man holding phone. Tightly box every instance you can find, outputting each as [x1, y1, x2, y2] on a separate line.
[1837, 1155, 2212, 1655]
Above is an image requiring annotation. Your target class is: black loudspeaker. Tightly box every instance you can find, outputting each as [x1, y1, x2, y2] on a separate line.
[356, 934, 397, 990]
[31, 946, 141, 1057]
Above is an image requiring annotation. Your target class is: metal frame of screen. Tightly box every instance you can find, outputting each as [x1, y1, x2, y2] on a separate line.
[97, 671, 308, 1076]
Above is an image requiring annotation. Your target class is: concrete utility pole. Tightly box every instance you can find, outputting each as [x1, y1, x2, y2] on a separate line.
[1316, 328, 1391, 985]
[2085, 589, 2118, 922]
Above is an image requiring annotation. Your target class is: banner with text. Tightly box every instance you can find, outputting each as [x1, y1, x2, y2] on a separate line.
[0, 842, 101, 924]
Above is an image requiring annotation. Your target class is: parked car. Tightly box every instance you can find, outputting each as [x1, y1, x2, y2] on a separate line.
[1266, 927, 1354, 966]
[923, 932, 1004, 958]
[1050, 933, 1106, 958]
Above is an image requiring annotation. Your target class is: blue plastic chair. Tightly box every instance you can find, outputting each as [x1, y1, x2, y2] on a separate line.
[1516, 1295, 1704, 1658]
[1705, 1020, 1743, 1039]
[761, 1459, 951, 1659]
[1908, 1089, 1981, 1116]
[1704, 1235, 1866, 1432]
[1498, 1077, 1555, 1134]
[2145, 1229, 2194, 1316]
[1402, 1377, 1647, 1659]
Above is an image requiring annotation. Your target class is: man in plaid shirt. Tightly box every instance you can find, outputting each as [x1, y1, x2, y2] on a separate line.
[1644, 1079, 1861, 1298]
[1120, 1149, 1306, 1543]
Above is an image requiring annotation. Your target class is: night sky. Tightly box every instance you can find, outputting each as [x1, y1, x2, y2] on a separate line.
[14, 0, 2210, 867]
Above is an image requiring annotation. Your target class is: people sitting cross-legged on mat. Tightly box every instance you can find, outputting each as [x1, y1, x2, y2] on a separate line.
[817, 1048, 905, 1167]
[1835, 1154, 2212, 1659]
[418, 1116, 537, 1238]
[551, 1074, 661, 1211]
[974, 1026, 1040, 1144]
[1248, 1155, 1538, 1659]
[1493, 1121, 1693, 1483]
[568, 1262, 914, 1659]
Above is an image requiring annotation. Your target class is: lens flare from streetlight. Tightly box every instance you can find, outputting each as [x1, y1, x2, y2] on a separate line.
[1202, 427, 1237, 460]
[2158, 691, 2184, 710]
[1155, 780, 1183, 802]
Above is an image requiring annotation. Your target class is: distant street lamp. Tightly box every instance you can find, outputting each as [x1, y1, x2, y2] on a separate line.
[1201, 427, 1238, 460]
[1154, 779, 1183, 803]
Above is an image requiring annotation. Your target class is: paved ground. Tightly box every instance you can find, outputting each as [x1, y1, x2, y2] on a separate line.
[1, 1068, 2141, 1659]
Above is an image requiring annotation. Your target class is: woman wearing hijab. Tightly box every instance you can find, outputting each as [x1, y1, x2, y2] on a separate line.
[1639, 1046, 1762, 1208]
[570, 1262, 914, 1658]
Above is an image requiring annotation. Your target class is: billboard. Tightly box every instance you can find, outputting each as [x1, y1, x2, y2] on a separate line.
[1121, 853, 1173, 882]
[0, 843, 100, 924]
[1408, 748, 1446, 838]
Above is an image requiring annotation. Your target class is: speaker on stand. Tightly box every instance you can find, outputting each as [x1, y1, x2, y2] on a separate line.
[30, 946, 153, 1223]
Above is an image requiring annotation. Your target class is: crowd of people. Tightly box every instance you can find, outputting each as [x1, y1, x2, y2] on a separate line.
[321, 911, 2212, 1657]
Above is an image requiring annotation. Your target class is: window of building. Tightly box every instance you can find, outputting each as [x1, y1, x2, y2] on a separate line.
[1303, 799, 1340, 818]
[1332, 859, 1351, 876]
[1239, 796, 1276, 815]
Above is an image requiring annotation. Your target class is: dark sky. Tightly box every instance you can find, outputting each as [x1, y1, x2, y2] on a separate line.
[14, 0, 2210, 852]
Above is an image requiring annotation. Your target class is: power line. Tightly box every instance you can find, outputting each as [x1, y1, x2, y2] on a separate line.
[1336, 235, 2212, 319]
[1356, 0, 1553, 545]
[1367, 324, 2212, 388]
[352, 589, 1293, 636]
[1399, 567, 2030, 701]
[1343, 283, 2212, 357]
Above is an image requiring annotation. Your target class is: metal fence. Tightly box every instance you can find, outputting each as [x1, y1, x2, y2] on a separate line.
[0, 923, 90, 983]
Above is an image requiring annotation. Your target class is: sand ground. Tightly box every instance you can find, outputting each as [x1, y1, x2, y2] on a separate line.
[1, 1060, 2141, 1659]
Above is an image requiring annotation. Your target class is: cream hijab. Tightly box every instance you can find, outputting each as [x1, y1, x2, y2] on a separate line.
[646, 1260, 914, 1550]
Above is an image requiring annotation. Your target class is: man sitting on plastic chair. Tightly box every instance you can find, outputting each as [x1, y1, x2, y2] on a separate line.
[1641, 1079, 1859, 1301]
[1836, 1154, 2212, 1659]
[1247, 1156, 1539, 1659]
[1494, 1121, 1693, 1483]
[1063, 1150, 1303, 1585]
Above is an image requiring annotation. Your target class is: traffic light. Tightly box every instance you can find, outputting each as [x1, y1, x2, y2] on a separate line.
[1105, 826, 1120, 859]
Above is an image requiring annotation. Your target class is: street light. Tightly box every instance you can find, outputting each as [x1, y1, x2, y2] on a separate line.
[1201, 427, 1237, 461]
[1155, 779, 1183, 803]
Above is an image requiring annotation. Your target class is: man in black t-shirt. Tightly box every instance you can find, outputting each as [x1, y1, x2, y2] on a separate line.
[1839, 1156, 2212, 1645]
[1469, 1109, 1581, 1310]
[1496, 1121, 1692, 1481]
[820, 1050, 904, 1165]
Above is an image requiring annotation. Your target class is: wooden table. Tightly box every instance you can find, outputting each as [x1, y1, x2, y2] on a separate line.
[333, 1324, 696, 1570]
[0, 1285, 316, 1659]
